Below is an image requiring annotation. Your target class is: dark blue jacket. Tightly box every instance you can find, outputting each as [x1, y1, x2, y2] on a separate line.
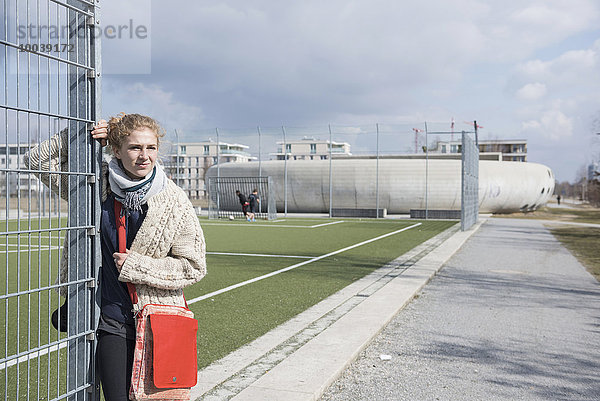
[99, 193, 147, 324]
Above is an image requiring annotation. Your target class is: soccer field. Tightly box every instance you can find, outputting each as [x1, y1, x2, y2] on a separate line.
[189, 217, 456, 368]
[0, 216, 456, 398]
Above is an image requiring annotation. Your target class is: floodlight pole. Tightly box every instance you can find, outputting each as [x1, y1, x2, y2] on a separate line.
[257, 126, 262, 214]
[257, 126, 262, 178]
[282, 126, 288, 217]
[216, 127, 220, 179]
[425, 121, 429, 220]
[328, 124, 333, 218]
[376, 123, 380, 218]
[474, 120, 479, 147]
[215, 127, 220, 213]
[174, 129, 180, 187]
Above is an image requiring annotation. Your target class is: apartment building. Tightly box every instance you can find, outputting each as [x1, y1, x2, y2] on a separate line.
[0, 143, 44, 197]
[163, 140, 253, 199]
[271, 137, 351, 160]
[433, 139, 527, 162]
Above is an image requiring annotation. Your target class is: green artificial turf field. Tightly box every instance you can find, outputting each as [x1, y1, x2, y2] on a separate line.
[0, 216, 456, 398]
[188, 218, 455, 368]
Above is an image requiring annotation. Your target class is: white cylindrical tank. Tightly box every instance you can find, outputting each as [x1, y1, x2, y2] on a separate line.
[206, 159, 555, 214]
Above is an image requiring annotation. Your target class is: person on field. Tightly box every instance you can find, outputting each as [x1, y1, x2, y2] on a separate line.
[247, 188, 260, 222]
[236, 189, 250, 220]
[26, 113, 207, 401]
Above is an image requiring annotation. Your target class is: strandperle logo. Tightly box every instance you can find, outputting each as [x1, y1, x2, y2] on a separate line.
[17, 19, 148, 40]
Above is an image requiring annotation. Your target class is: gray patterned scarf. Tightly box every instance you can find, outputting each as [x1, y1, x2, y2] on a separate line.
[108, 158, 167, 214]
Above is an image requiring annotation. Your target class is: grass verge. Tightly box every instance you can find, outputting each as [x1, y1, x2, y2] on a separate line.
[496, 206, 600, 224]
[549, 226, 600, 282]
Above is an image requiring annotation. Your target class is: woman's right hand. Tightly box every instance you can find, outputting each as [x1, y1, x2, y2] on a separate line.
[91, 120, 108, 147]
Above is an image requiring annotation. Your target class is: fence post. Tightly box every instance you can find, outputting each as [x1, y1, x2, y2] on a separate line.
[424, 122, 429, 220]
[257, 126, 262, 178]
[68, 4, 89, 399]
[328, 124, 333, 218]
[376, 123, 380, 218]
[282, 126, 288, 217]
[257, 126, 262, 213]
[89, 1, 102, 398]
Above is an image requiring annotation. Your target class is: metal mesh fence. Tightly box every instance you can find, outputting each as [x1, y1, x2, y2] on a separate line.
[1, 0, 101, 399]
[207, 176, 276, 220]
[165, 122, 481, 220]
[461, 131, 479, 230]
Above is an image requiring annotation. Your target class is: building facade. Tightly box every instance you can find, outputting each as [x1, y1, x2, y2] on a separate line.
[208, 158, 555, 214]
[163, 140, 253, 199]
[1, 143, 44, 197]
[433, 139, 527, 162]
[270, 137, 351, 160]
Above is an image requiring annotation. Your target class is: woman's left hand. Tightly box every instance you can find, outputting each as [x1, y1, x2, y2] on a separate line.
[113, 249, 130, 272]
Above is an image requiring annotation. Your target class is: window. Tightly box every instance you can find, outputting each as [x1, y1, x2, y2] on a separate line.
[450, 145, 458, 153]
[441, 145, 446, 153]
[310, 143, 316, 154]
[285, 144, 291, 153]
[179, 145, 186, 154]
[320, 155, 327, 160]
[203, 145, 209, 155]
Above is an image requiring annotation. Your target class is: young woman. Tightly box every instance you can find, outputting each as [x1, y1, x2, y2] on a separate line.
[26, 113, 206, 401]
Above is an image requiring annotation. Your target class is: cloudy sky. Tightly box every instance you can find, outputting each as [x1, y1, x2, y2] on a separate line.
[100, 0, 600, 182]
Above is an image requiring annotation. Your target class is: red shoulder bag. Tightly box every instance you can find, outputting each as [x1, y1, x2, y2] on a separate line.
[114, 200, 198, 400]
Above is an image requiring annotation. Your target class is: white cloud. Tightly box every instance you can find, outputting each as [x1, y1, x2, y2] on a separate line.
[98, 0, 600, 181]
[516, 82, 547, 100]
[522, 109, 573, 141]
[103, 82, 205, 132]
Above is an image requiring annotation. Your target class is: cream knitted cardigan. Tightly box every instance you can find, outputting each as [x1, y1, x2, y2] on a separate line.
[25, 130, 207, 310]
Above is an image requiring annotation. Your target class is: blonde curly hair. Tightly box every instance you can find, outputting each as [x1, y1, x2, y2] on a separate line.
[107, 113, 165, 151]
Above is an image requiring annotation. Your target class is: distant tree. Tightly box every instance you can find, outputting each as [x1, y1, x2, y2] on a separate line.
[589, 180, 600, 207]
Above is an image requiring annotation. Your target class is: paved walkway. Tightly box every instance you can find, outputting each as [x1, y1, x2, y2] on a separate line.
[322, 218, 600, 400]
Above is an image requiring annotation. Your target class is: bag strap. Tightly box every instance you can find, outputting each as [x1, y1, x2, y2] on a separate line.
[114, 199, 188, 309]
[114, 200, 139, 305]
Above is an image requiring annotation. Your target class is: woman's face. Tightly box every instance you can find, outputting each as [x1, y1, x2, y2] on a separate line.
[113, 128, 158, 179]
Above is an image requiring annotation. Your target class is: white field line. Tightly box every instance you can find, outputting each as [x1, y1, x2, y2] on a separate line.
[201, 223, 325, 228]
[0, 246, 62, 254]
[0, 243, 61, 248]
[200, 220, 345, 229]
[207, 252, 313, 259]
[3, 235, 63, 240]
[310, 220, 344, 228]
[0, 342, 68, 371]
[188, 222, 422, 305]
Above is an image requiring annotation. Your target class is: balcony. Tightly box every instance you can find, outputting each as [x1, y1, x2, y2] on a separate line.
[218, 149, 251, 157]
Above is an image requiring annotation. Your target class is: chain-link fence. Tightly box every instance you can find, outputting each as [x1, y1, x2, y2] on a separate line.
[164, 122, 480, 222]
[1, 0, 101, 399]
[461, 131, 479, 230]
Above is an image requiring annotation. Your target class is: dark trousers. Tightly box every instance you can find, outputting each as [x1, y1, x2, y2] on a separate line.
[96, 330, 135, 401]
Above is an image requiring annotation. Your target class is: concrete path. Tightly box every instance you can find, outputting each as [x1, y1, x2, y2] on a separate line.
[321, 218, 600, 400]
